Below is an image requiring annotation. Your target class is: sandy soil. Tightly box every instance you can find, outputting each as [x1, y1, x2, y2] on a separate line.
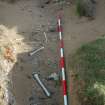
[63, 0, 105, 105]
[0, 0, 63, 105]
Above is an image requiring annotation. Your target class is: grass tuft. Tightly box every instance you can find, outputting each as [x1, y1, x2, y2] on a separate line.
[76, 0, 86, 16]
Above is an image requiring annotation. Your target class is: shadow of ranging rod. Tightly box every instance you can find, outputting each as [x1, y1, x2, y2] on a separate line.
[29, 46, 44, 56]
[32, 73, 51, 97]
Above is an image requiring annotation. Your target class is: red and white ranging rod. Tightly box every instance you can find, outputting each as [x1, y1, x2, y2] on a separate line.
[57, 17, 68, 105]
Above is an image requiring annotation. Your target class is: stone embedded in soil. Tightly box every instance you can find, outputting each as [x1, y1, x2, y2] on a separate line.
[48, 26, 56, 32]
[47, 73, 59, 81]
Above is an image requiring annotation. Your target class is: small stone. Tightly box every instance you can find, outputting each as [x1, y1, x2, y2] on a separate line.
[26, 75, 31, 79]
[45, 0, 51, 4]
[48, 73, 59, 81]
[41, 5, 45, 8]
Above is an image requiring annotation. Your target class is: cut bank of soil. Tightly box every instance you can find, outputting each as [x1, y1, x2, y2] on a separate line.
[63, 0, 105, 105]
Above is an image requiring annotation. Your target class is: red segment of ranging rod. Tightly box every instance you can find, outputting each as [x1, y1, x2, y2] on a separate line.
[62, 80, 67, 95]
[57, 17, 68, 105]
[60, 57, 65, 68]
[60, 39, 64, 48]
[57, 25, 63, 33]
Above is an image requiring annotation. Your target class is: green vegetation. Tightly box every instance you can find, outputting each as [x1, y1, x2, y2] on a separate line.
[76, 0, 86, 16]
[69, 38, 105, 105]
